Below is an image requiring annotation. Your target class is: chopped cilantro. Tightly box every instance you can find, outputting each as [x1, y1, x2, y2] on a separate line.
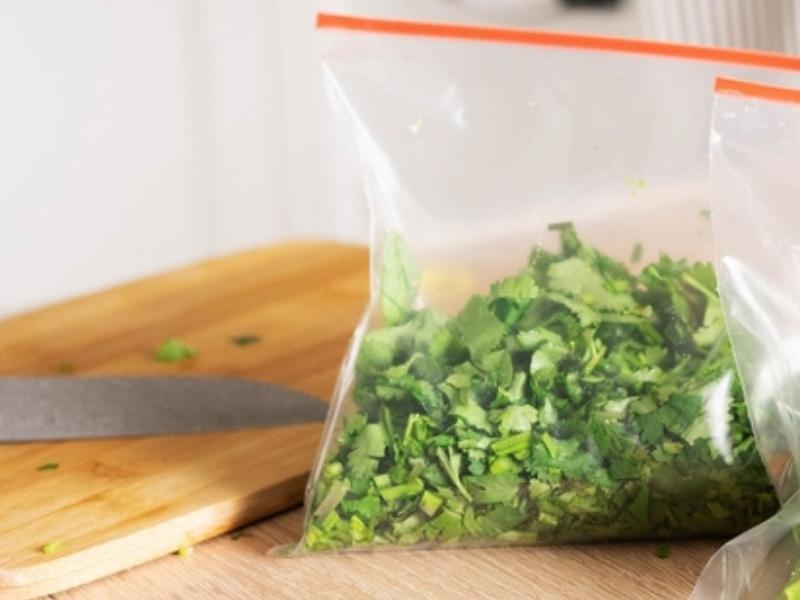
[231, 335, 261, 346]
[303, 226, 775, 551]
[41, 541, 63, 555]
[229, 529, 250, 541]
[380, 232, 420, 325]
[56, 362, 75, 374]
[655, 544, 670, 559]
[631, 242, 643, 264]
[155, 339, 197, 363]
[36, 462, 59, 472]
[547, 221, 574, 232]
[626, 177, 647, 195]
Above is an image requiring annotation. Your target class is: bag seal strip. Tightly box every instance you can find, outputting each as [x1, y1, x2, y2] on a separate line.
[317, 13, 800, 72]
[715, 76, 800, 105]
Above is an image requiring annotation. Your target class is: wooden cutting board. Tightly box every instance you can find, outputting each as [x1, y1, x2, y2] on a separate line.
[0, 242, 369, 600]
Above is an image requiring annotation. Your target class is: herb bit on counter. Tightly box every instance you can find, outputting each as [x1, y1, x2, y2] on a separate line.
[655, 545, 670, 560]
[176, 545, 194, 557]
[57, 362, 75, 374]
[230, 528, 251, 541]
[155, 339, 198, 363]
[41, 541, 64, 555]
[36, 463, 59, 472]
[231, 335, 261, 347]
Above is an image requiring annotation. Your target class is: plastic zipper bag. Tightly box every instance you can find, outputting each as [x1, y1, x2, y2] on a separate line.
[693, 78, 800, 600]
[297, 14, 800, 554]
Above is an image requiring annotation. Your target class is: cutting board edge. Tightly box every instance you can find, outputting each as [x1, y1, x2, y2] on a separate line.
[0, 472, 309, 599]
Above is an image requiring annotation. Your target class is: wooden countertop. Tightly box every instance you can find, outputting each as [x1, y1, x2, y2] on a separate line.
[57, 510, 721, 599]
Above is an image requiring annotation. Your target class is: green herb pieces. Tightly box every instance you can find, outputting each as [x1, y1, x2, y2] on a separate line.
[626, 177, 647, 195]
[229, 528, 250, 541]
[231, 335, 261, 347]
[304, 226, 776, 552]
[547, 221, 574, 232]
[155, 339, 197, 363]
[41, 541, 63, 555]
[631, 243, 644, 264]
[380, 232, 420, 326]
[36, 463, 59, 472]
[176, 545, 194, 557]
[655, 544, 670, 560]
[56, 362, 75, 374]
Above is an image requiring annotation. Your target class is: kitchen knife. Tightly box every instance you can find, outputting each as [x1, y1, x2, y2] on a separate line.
[0, 376, 329, 442]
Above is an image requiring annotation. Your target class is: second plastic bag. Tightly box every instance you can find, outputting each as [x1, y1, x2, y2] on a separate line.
[298, 15, 800, 553]
[693, 79, 800, 600]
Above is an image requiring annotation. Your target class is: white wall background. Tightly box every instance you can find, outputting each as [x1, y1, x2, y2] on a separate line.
[0, 0, 651, 317]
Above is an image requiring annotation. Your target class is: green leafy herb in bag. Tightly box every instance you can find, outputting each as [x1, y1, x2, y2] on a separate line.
[303, 226, 776, 551]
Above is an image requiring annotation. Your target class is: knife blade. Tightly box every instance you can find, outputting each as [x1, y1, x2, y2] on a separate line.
[0, 376, 329, 442]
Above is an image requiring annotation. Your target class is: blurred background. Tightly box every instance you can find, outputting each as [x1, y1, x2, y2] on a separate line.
[2, 0, 798, 317]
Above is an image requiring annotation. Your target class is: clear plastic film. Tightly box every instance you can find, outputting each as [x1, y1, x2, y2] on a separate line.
[296, 15, 800, 554]
[693, 78, 800, 600]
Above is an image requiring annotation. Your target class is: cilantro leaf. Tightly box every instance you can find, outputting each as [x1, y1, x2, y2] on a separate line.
[490, 274, 539, 302]
[452, 296, 506, 359]
[637, 394, 702, 445]
[155, 339, 197, 363]
[56, 362, 75, 374]
[381, 231, 420, 325]
[231, 334, 260, 346]
[452, 399, 491, 433]
[547, 257, 635, 312]
[41, 541, 64, 555]
[631, 243, 644, 264]
[346, 424, 386, 479]
[464, 474, 522, 504]
[498, 405, 539, 435]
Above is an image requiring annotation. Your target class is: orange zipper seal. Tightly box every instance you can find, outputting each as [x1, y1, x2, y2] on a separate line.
[715, 77, 800, 105]
[317, 13, 800, 72]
